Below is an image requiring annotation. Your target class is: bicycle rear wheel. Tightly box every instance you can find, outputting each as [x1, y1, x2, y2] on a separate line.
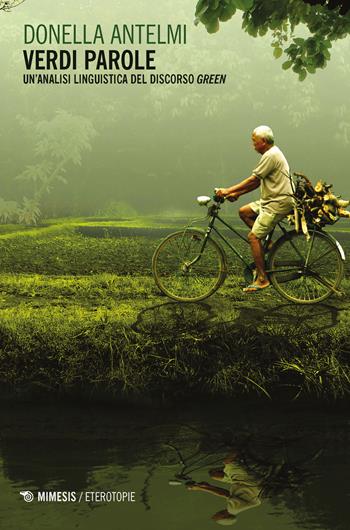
[268, 230, 344, 304]
[152, 229, 227, 302]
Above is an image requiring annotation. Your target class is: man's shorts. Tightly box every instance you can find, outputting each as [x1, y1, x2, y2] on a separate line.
[249, 200, 287, 240]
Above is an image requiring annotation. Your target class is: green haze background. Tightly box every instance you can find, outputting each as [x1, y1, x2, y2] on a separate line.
[0, 0, 349, 219]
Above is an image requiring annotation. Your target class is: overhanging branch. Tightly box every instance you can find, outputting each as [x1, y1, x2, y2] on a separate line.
[0, 0, 26, 12]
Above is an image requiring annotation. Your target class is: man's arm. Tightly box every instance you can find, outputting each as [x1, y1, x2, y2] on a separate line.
[216, 175, 260, 200]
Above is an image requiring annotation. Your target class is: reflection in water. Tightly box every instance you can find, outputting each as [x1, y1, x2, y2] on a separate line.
[187, 455, 263, 526]
[0, 404, 349, 529]
[168, 430, 323, 527]
[163, 415, 350, 530]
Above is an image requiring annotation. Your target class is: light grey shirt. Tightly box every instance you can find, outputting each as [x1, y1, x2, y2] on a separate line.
[252, 145, 294, 214]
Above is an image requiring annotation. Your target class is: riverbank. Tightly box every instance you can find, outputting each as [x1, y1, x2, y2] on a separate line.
[0, 272, 349, 403]
[0, 217, 349, 403]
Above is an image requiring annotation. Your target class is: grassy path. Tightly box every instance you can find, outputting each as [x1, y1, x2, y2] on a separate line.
[0, 217, 349, 402]
[0, 271, 349, 402]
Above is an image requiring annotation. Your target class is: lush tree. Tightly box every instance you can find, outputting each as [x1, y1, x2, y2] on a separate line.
[194, 0, 350, 79]
[0, 111, 96, 224]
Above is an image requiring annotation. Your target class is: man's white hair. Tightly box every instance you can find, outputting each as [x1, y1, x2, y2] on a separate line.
[253, 125, 274, 145]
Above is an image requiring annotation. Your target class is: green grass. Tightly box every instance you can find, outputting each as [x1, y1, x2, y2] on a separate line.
[0, 271, 348, 402]
[0, 216, 349, 402]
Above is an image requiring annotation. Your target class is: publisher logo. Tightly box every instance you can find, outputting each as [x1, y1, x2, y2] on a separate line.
[18, 490, 136, 503]
[20, 491, 34, 503]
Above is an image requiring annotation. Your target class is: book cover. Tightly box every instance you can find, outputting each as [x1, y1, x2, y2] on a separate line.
[0, 1, 349, 529]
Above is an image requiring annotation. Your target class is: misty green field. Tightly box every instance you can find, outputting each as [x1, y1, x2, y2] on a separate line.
[0, 216, 349, 403]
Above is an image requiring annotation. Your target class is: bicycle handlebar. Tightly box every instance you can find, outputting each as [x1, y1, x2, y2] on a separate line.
[213, 194, 225, 203]
[213, 192, 238, 204]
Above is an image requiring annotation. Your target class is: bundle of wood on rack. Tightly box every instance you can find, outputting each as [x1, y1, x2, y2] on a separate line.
[288, 172, 350, 239]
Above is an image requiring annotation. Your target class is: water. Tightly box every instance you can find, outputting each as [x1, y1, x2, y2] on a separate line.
[0, 402, 349, 530]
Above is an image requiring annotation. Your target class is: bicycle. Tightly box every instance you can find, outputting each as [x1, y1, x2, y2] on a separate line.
[152, 194, 346, 304]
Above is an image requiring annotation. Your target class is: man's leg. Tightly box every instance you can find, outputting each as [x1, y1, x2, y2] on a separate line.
[239, 203, 261, 284]
[243, 209, 282, 291]
[239, 204, 258, 229]
[247, 231, 270, 288]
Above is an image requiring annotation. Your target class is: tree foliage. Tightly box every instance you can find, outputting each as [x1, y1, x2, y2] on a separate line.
[194, 0, 350, 79]
[17, 110, 96, 221]
[0, 111, 96, 225]
[0, 0, 26, 11]
[0, 198, 20, 223]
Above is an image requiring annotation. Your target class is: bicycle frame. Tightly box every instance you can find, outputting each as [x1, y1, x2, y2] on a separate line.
[152, 195, 346, 304]
[185, 200, 345, 279]
[186, 201, 287, 270]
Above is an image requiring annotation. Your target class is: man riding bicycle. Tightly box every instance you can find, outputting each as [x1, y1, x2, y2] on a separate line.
[216, 125, 294, 293]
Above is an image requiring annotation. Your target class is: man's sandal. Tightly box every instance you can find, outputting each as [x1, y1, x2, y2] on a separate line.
[243, 283, 271, 293]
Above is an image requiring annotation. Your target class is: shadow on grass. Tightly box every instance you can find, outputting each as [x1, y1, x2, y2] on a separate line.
[132, 299, 346, 337]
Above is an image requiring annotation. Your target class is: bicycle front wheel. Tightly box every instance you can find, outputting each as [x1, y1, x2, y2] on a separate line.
[268, 230, 344, 304]
[152, 229, 227, 302]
